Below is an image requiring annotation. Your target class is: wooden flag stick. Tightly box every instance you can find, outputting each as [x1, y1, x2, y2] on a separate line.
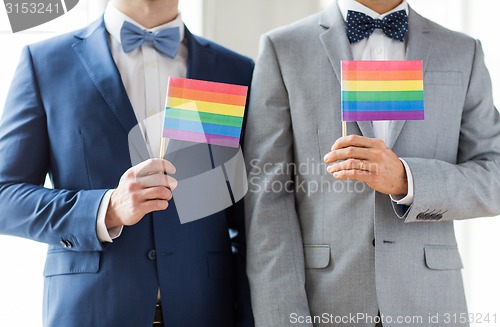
[159, 137, 170, 160]
[342, 121, 347, 137]
[160, 77, 173, 160]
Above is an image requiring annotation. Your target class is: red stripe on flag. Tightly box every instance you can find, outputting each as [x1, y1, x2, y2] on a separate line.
[342, 60, 423, 72]
[342, 70, 423, 81]
[168, 77, 248, 97]
[168, 87, 247, 106]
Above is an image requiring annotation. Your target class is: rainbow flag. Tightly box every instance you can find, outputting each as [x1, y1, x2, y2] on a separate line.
[162, 77, 248, 148]
[341, 60, 424, 121]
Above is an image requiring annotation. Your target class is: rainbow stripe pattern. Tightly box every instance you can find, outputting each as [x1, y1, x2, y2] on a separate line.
[162, 77, 248, 148]
[341, 60, 424, 121]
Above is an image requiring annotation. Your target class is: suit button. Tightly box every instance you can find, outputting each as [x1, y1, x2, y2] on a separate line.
[436, 214, 443, 220]
[416, 213, 424, 220]
[147, 249, 157, 261]
[60, 239, 73, 249]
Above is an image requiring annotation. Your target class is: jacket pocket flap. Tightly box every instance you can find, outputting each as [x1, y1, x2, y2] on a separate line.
[424, 245, 463, 270]
[304, 244, 330, 269]
[44, 251, 100, 277]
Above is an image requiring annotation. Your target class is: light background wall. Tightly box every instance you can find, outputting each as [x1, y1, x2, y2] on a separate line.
[0, 1, 499, 326]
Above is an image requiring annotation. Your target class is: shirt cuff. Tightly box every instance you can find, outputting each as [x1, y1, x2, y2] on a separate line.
[389, 158, 414, 205]
[96, 189, 123, 243]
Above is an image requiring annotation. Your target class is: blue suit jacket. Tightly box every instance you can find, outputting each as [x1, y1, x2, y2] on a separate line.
[0, 17, 254, 327]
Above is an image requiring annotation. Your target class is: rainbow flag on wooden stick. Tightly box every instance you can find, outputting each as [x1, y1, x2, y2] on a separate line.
[162, 77, 248, 148]
[341, 60, 424, 121]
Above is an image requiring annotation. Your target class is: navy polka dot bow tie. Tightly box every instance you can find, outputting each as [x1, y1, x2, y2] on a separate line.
[345, 10, 408, 44]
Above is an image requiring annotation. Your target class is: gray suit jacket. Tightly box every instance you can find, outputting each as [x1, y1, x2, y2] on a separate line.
[244, 3, 500, 327]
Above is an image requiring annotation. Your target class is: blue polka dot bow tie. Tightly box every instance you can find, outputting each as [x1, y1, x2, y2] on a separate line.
[120, 21, 181, 58]
[345, 10, 408, 44]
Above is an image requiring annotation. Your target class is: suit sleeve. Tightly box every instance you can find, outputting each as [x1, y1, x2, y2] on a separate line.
[244, 35, 313, 327]
[394, 40, 500, 222]
[0, 46, 106, 251]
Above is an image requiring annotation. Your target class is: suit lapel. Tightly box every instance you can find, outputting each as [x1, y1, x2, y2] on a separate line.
[319, 3, 374, 138]
[386, 7, 433, 149]
[185, 28, 216, 80]
[72, 18, 148, 162]
[72, 18, 138, 135]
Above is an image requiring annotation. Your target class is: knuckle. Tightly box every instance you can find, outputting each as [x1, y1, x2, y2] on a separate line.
[126, 182, 136, 193]
[160, 187, 169, 198]
[345, 147, 354, 157]
[153, 187, 163, 199]
[125, 169, 135, 179]
[165, 189, 173, 200]
[156, 187, 170, 199]
[346, 159, 356, 169]
[130, 191, 140, 203]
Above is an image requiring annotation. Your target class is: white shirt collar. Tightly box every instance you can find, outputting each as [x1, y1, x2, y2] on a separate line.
[103, 2, 185, 45]
[337, 0, 408, 20]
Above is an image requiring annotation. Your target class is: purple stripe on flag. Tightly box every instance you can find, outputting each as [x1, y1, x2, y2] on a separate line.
[342, 110, 424, 122]
[163, 129, 240, 148]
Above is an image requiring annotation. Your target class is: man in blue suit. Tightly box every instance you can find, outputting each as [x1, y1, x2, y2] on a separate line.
[0, 0, 254, 326]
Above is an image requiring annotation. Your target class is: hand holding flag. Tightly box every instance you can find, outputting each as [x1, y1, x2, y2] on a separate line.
[323, 135, 408, 195]
[325, 60, 424, 195]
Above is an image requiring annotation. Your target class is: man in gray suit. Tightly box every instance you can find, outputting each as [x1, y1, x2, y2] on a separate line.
[244, 0, 500, 326]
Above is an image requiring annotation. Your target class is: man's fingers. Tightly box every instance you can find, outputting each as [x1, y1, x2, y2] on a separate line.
[331, 168, 371, 182]
[166, 175, 178, 190]
[135, 159, 176, 177]
[138, 174, 178, 190]
[331, 135, 386, 151]
[141, 186, 173, 202]
[324, 146, 373, 163]
[142, 199, 169, 214]
[327, 159, 368, 174]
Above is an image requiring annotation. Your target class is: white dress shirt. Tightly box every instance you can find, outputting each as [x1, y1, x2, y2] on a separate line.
[96, 3, 188, 242]
[337, 0, 414, 204]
